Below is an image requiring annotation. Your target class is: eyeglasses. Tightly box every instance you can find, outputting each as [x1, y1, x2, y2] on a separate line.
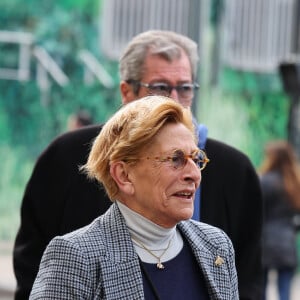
[143, 149, 209, 171]
[130, 81, 199, 99]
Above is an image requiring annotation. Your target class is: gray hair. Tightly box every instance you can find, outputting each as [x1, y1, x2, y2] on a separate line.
[119, 30, 199, 83]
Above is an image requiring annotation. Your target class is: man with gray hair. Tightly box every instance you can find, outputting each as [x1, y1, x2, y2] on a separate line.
[14, 30, 263, 300]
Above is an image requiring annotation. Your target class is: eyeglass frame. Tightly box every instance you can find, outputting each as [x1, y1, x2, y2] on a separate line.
[127, 80, 199, 99]
[140, 148, 210, 171]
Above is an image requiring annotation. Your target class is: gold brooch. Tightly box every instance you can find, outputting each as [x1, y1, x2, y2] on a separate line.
[214, 255, 224, 266]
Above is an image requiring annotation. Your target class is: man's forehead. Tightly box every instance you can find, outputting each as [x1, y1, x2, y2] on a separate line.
[141, 54, 193, 81]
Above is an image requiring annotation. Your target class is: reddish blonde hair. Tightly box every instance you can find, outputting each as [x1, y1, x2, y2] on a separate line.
[82, 96, 195, 200]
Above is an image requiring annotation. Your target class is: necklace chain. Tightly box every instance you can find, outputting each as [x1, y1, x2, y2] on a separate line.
[132, 237, 172, 270]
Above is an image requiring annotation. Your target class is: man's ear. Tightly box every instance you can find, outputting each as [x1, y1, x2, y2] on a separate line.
[110, 161, 135, 195]
[120, 81, 136, 104]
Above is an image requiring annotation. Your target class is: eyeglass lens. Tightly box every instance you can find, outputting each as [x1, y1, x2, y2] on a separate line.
[149, 83, 194, 98]
[171, 149, 206, 170]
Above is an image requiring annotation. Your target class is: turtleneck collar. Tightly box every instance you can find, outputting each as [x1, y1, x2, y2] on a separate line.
[117, 201, 183, 263]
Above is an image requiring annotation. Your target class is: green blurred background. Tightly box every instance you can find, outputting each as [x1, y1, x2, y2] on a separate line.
[0, 0, 294, 252]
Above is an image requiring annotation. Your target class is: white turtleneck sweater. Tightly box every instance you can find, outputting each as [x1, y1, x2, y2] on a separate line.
[117, 201, 184, 264]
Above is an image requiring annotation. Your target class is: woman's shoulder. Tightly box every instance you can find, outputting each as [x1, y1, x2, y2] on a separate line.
[48, 204, 123, 253]
[178, 220, 233, 252]
[48, 217, 107, 254]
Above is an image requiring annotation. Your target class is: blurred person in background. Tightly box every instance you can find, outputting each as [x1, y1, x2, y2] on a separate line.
[258, 140, 300, 300]
[13, 30, 262, 300]
[67, 109, 93, 130]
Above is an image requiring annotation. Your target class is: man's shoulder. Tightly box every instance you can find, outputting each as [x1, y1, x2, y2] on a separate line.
[51, 124, 103, 148]
[40, 124, 103, 160]
[205, 137, 251, 164]
[202, 137, 259, 179]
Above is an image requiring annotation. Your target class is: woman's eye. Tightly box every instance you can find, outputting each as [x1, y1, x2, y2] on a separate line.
[171, 155, 180, 163]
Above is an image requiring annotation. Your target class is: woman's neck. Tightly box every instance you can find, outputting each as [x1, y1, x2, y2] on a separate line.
[117, 201, 183, 263]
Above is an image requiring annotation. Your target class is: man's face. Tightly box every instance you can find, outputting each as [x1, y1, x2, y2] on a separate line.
[121, 52, 194, 107]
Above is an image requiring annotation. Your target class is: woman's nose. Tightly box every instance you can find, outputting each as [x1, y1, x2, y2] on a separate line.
[183, 159, 201, 187]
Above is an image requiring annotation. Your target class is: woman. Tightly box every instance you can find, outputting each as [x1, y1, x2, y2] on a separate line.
[30, 96, 238, 299]
[259, 140, 300, 300]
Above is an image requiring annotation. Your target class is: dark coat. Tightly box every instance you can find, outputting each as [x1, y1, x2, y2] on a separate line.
[261, 171, 298, 269]
[13, 124, 263, 300]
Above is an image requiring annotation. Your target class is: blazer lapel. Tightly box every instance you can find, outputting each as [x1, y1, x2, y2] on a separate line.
[178, 221, 233, 299]
[97, 204, 145, 299]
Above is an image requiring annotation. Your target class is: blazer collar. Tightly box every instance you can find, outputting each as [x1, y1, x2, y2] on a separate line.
[178, 221, 234, 299]
[101, 204, 235, 299]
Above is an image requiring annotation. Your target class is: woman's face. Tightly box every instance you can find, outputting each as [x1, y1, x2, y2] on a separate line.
[125, 122, 201, 228]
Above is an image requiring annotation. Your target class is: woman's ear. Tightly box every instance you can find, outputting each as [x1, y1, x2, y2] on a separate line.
[110, 161, 135, 195]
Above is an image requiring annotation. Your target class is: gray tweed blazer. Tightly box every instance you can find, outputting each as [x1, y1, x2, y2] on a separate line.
[30, 203, 238, 299]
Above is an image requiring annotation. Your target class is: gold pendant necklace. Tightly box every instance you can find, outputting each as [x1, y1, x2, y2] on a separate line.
[132, 237, 172, 270]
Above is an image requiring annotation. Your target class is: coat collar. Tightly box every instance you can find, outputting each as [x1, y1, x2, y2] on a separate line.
[98, 203, 237, 299]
